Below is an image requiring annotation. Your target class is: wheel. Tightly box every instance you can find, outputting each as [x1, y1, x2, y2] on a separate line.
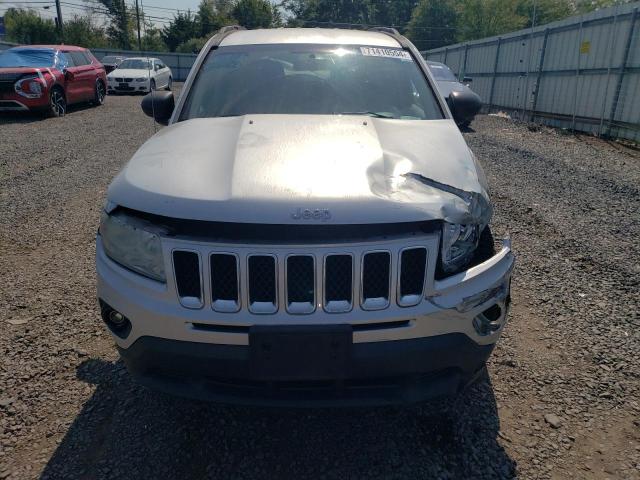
[93, 80, 106, 106]
[166, 77, 172, 91]
[150, 79, 156, 92]
[47, 87, 66, 117]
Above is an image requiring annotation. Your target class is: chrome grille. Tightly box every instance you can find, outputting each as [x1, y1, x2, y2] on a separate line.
[324, 254, 353, 313]
[361, 252, 391, 310]
[286, 255, 315, 314]
[172, 250, 203, 309]
[210, 253, 240, 312]
[398, 248, 428, 307]
[248, 255, 277, 314]
[169, 236, 434, 314]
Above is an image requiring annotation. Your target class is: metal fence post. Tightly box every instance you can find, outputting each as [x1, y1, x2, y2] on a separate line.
[571, 20, 584, 131]
[531, 28, 549, 122]
[607, 7, 638, 136]
[599, 12, 620, 136]
[461, 43, 469, 78]
[176, 54, 181, 82]
[487, 38, 502, 112]
[443, 47, 448, 64]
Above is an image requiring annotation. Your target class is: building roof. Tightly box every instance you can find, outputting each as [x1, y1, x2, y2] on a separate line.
[220, 28, 401, 48]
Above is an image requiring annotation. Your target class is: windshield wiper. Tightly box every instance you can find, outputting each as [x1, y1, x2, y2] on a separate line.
[336, 111, 395, 119]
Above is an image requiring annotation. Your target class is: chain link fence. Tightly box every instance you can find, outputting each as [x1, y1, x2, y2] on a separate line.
[423, 2, 640, 143]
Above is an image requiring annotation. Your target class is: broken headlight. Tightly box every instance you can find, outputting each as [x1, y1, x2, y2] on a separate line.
[99, 210, 166, 282]
[441, 223, 479, 274]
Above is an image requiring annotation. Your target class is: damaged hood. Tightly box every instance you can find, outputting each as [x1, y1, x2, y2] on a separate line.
[108, 115, 491, 225]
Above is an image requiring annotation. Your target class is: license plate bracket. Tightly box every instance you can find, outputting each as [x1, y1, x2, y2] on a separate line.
[249, 325, 352, 381]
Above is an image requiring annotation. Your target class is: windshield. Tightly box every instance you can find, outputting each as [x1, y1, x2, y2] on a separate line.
[118, 59, 151, 70]
[428, 63, 457, 82]
[0, 48, 66, 69]
[180, 44, 443, 120]
[102, 56, 121, 63]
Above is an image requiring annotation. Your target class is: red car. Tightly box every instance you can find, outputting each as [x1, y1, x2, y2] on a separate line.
[0, 45, 107, 117]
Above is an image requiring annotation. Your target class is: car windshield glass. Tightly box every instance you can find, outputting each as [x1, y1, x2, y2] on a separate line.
[428, 63, 457, 81]
[0, 48, 60, 68]
[118, 59, 151, 70]
[180, 44, 443, 120]
[102, 56, 120, 63]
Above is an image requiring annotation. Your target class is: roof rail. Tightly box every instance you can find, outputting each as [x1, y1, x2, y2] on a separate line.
[218, 25, 246, 35]
[368, 27, 401, 36]
[368, 26, 413, 49]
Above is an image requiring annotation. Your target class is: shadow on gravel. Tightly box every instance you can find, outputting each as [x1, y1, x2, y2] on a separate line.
[40, 359, 516, 479]
[0, 104, 98, 124]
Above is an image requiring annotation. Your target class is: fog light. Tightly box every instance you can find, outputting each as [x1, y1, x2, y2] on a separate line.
[473, 304, 504, 336]
[99, 300, 132, 339]
[109, 310, 126, 326]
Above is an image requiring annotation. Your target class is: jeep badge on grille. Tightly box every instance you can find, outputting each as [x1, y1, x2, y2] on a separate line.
[291, 208, 332, 221]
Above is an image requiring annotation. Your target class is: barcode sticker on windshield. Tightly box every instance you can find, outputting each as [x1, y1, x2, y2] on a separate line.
[360, 47, 412, 61]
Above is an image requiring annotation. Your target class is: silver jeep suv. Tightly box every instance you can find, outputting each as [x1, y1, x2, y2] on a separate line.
[96, 26, 514, 406]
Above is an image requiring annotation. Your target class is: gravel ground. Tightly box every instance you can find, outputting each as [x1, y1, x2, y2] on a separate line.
[1, 92, 639, 479]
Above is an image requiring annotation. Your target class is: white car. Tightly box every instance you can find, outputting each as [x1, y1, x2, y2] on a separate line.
[97, 27, 514, 407]
[106, 57, 172, 94]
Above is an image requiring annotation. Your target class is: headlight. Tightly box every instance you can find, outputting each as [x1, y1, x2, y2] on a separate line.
[99, 211, 166, 282]
[441, 222, 479, 274]
[15, 76, 44, 98]
[135, 78, 146, 82]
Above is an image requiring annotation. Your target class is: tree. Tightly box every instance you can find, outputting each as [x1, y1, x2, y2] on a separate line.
[4, 8, 58, 44]
[197, 0, 229, 37]
[456, 0, 527, 41]
[176, 36, 209, 53]
[97, 0, 134, 49]
[63, 15, 109, 48]
[141, 25, 169, 52]
[232, 0, 274, 29]
[373, 0, 419, 32]
[406, 0, 457, 51]
[516, 0, 573, 27]
[162, 11, 199, 51]
[282, 0, 378, 26]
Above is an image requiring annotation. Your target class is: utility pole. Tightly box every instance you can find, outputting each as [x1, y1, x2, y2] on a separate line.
[135, 0, 142, 51]
[55, 0, 63, 40]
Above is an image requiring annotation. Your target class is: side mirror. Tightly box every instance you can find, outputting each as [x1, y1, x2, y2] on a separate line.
[141, 91, 174, 125]
[446, 90, 482, 126]
[64, 69, 74, 81]
[463, 76, 473, 84]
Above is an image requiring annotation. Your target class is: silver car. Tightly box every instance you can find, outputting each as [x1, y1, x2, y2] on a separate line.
[96, 26, 514, 407]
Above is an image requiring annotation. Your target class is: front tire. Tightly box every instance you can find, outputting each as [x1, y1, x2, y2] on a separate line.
[166, 77, 172, 91]
[47, 87, 66, 117]
[93, 80, 106, 106]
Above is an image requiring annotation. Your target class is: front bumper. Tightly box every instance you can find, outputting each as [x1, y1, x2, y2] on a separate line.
[107, 79, 149, 93]
[119, 333, 494, 407]
[97, 235, 514, 405]
[0, 91, 47, 111]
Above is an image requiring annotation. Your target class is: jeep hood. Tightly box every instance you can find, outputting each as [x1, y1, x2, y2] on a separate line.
[108, 115, 491, 225]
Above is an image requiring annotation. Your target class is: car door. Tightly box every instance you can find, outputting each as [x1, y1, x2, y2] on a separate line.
[67, 51, 95, 101]
[155, 60, 169, 88]
[59, 51, 82, 103]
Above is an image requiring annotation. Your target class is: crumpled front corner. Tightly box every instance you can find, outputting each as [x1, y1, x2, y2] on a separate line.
[402, 172, 493, 225]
